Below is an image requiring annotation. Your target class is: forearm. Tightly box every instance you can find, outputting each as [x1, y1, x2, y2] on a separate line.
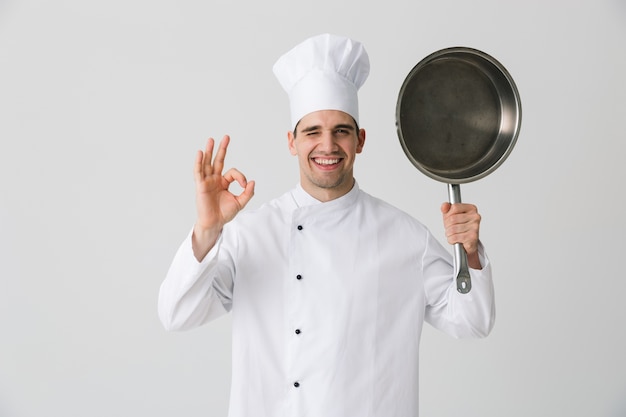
[446, 259, 495, 338]
[158, 230, 232, 331]
[425, 242, 496, 338]
[467, 249, 482, 270]
[192, 223, 222, 262]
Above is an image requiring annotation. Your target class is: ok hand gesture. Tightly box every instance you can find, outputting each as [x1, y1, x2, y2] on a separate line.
[192, 135, 255, 260]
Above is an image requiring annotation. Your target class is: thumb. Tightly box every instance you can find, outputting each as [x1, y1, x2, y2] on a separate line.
[440, 202, 452, 214]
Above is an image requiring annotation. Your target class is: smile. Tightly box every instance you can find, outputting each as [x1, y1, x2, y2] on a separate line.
[313, 158, 341, 165]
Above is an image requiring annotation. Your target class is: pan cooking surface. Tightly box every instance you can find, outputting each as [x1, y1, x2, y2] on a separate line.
[398, 59, 500, 175]
[396, 48, 521, 184]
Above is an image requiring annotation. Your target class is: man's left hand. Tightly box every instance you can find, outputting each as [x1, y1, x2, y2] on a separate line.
[441, 202, 482, 270]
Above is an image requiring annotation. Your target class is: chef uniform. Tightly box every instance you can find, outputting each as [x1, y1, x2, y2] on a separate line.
[158, 34, 496, 417]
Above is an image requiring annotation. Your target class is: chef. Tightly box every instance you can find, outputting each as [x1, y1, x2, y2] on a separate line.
[158, 33, 495, 417]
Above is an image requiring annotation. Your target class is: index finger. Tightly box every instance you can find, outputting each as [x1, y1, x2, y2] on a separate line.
[448, 202, 478, 215]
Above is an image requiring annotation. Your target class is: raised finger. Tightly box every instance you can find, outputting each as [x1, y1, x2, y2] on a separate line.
[211, 135, 230, 175]
[203, 138, 216, 177]
[194, 149, 205, 183]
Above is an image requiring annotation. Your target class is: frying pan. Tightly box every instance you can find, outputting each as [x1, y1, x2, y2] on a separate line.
[396, 47, 521, 294]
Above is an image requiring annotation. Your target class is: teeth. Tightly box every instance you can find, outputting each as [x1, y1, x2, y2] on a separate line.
[315, 158, 340, 165]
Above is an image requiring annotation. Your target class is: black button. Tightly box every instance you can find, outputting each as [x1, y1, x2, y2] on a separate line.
[297, 225, 303, 230]
[295, 329, 301, 335]
[296, 274, 302, 280]
[294, 381, 300, 388]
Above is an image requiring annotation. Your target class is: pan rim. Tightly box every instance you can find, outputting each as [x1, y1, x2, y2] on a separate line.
[396, 46, 522, 184]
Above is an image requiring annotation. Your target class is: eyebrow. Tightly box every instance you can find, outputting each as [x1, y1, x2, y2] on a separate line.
[299, 124, 356, 134]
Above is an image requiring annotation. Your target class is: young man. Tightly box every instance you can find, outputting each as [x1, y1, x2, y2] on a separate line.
[159, 33, 495, 417]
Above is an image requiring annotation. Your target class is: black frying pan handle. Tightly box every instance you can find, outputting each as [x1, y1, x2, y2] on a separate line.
[448, 184, 472, 294]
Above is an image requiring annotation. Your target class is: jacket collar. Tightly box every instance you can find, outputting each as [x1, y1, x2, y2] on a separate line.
[292, 180, 360, 209]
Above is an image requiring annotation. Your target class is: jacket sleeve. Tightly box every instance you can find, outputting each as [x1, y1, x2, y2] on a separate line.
[157, 228, 235, 331]
[422, 232, 496, 339]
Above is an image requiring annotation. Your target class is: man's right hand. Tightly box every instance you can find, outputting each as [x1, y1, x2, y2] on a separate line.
[192, 135, 255, 261]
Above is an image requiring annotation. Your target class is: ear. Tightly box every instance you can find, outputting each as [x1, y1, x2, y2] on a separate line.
[287, 131, 297, 156]
[356, 128, 366, 153]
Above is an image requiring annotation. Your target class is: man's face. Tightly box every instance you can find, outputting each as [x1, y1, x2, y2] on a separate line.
[288, 110, 366, 202]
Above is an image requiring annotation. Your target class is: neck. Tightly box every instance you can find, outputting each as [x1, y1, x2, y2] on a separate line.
[300, 178, 356, 202]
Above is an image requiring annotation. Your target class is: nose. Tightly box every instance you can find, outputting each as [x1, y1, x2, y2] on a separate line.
[317, 130, 338, 152]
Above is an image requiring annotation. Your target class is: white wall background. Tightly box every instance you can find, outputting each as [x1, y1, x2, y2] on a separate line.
[1, 0, 625, 416]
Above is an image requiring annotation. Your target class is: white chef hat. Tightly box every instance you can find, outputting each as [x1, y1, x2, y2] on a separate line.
[273, 33, 370, 129]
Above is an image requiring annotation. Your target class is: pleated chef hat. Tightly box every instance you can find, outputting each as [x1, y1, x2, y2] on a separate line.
[273, 33, 370, 129]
